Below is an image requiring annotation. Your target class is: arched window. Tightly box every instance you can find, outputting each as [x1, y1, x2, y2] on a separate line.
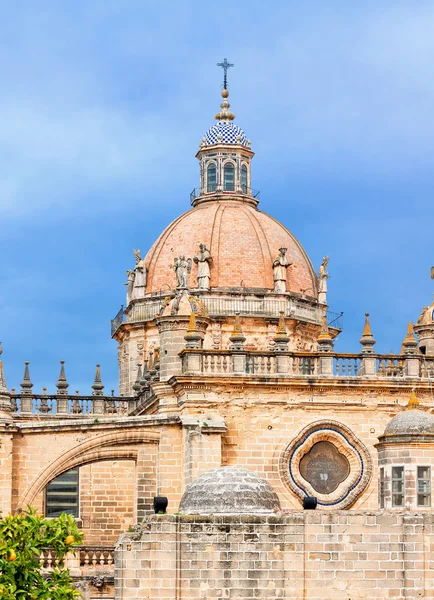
[224, 162, 235, 191]
[241, 164, 248, 193]
[45, 468, 79, 517]
[207, 163, 216, 193]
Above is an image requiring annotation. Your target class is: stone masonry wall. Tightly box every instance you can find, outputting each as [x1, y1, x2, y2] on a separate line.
[115, 511, 434, 600]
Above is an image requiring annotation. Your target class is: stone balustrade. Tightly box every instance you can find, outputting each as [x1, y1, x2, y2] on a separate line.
[181, 349, 434, 380]
[123, 292, 342, 330]
[11, 394, 136, 416]
[40, 545, 114, 570]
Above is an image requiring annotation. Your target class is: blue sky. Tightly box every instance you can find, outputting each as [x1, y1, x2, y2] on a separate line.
[1, 1, 433, 394]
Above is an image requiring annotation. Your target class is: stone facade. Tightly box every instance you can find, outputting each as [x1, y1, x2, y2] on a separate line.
[116, 511, 434, 599]
[1, 80, 434, 599]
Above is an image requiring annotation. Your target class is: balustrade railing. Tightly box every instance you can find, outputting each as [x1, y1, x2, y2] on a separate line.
[40, 546, 114, 570]
[122, 294, 342, 330]
[181, 349, 434, 381]
[10, 395, 136, 416]
[334, 355, 361, 377]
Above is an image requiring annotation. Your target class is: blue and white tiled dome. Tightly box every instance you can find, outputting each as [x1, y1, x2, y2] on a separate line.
[204, 121, 248, 146]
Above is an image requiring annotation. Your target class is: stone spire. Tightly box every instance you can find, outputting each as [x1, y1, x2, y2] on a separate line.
[360, 313, 376, 354]
[0, 346, 12, 420]
[20, 361, 33, 394]
[132, 364, 142, 395]
[402, 322, 418, 355]
[0, 346, 8, 397]
[91, 364, 104, 396]
[230, 313, 246, 351]
[56, 360, 69, 395]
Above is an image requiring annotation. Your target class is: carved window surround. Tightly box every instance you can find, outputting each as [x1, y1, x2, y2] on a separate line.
[280, 420, 372, 509]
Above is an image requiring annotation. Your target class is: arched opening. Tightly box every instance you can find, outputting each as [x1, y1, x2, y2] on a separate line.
[241, 164, 248, 193]
[224, 162, 235, 191]
[207, 163, 216, 193]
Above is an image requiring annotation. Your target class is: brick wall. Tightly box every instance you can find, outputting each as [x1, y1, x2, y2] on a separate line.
[79, 460, 136, 545]
[115, 511, 434, 599]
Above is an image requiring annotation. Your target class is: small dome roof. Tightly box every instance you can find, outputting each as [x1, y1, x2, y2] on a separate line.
[416, 302, 434, 326]
[384, 409, 434, 437]
[204, 121, 248, 146]
[179, 466, 281, 515]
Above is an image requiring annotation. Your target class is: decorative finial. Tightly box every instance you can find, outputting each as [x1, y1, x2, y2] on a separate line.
[408, 388, 420, 409]
[274, 312, 290, 351]
[217, 58, 234, 90]
[132, 364, 142, 394]
[56, 360, 69, 395]
[360, 313, 376, 354]
[318, 314, 332, 341]
[230, 313, 246, 350]
[0, 359, 9, 396]
[215, 58, 235, 121]
[361, 313, 372, 337]
[21, 361, 33, 394]
[402, 322, 418, 348]
[184, 311, 202, 349]
[92, 364, 105, 396]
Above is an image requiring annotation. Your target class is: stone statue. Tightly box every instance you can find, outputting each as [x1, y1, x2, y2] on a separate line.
[273, 248, 291, 293]
[318, 256, 330, 305]
[431, 266, 434, 280]
[174, 256, 192, 289]
[125, 270, 135, 305]
[133, 249, 147, 299]
[193, 243, 213, 289]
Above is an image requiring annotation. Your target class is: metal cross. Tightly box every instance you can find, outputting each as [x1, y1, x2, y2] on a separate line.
[217, 58, 234, 89]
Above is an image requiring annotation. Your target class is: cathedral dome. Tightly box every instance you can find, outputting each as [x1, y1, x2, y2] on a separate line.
[203, 121, 248, 146]
[179, 466, 281, 515]
[144, 200, 317, 295]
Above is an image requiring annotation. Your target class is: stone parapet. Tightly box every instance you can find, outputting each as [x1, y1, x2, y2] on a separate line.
[115, 511, 434, 599]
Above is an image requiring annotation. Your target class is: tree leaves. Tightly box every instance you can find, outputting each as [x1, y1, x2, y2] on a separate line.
[0, 506, 83, 599]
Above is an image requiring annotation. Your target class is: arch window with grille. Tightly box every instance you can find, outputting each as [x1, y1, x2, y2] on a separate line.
[223, 162, 235, 191]
[241, 164, 248, 193]
[45, 468, 79, 517]
[207, 163, 216, 192]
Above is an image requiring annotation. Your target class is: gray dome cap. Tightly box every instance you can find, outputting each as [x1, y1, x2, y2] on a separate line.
[179, 466, 281, 515]
[384, 409, 434, 437]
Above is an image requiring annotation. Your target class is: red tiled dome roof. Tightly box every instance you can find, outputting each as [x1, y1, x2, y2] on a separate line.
[144, 200, 317, 295]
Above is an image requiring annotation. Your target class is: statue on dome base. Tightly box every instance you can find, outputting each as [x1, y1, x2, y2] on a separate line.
[125, 270, 135, 305]
[174, 256, 192, 289]
[318, 256, 330, 305]
[132, 249, 147, 299]
[193, 243, 213, 290]
[273, 247, 291, 293]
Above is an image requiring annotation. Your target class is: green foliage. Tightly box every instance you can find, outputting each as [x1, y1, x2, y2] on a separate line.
[0, 507, 83, 599]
